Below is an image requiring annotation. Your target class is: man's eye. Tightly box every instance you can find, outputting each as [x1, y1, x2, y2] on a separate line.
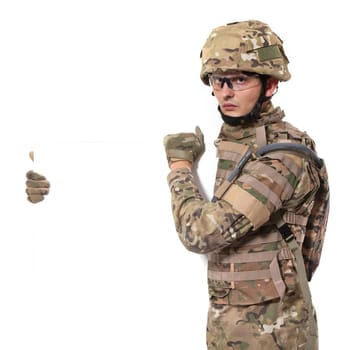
[234, 76, 247, 84]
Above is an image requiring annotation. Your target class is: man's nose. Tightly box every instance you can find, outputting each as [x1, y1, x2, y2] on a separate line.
[222, 84, 234, 97]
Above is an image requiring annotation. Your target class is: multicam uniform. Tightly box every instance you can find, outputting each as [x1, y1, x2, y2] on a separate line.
[164, 19, 328, 349]
[167, 102, 321, 349]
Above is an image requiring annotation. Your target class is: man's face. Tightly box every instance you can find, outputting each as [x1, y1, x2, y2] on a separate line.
[210, 71, 263, 117]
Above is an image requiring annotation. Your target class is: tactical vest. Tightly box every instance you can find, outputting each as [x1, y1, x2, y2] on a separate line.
[208, 121, 329, 306]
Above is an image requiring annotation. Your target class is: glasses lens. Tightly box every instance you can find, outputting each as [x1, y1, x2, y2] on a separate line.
[210, 74, 260, 91]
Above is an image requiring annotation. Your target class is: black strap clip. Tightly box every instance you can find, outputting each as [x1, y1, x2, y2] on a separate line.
[278, 222, 295, 242]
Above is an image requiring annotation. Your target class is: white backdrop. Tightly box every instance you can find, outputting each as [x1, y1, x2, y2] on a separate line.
[0, 1, 337, 349]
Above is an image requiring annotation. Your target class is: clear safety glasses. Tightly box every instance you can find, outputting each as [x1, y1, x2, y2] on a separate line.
[209, 73, 261, 91]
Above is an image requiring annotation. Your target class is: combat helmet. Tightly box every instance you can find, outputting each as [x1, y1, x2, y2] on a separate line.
[200, 20, 291, 85]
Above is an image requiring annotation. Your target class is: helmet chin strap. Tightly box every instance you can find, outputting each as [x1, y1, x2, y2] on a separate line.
[219, 76, 269, 126]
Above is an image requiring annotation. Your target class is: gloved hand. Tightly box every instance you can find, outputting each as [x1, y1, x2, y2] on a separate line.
[26, 170, 50, 204]
[163, 126, 205, 165]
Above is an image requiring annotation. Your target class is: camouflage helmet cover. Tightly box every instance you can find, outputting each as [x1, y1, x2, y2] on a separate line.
[200, 20, 291, 85]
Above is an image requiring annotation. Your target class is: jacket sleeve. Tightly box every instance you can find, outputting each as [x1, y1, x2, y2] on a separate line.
[167, 152, 311, 254]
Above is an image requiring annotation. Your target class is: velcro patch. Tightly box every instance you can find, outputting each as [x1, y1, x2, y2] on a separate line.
[257, 45, 282, 61]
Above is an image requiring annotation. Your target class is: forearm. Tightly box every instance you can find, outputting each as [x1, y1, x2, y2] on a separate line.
[167, 167, 252, 254]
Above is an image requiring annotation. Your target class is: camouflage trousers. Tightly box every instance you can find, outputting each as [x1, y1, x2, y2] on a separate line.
[206, 294, 318, 350]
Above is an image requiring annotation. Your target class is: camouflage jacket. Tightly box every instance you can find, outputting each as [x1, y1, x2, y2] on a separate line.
[167, 103, 321, 305]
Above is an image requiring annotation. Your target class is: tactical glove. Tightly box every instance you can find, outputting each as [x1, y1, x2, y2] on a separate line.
[26, 170, 50, 204]
[163, 126, 205, 164]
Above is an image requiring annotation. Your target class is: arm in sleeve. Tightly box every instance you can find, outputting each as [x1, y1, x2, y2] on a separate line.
[167, 153, 309, 254]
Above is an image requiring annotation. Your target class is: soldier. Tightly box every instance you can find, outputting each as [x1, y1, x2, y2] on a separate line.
[163, 20, 329, 349]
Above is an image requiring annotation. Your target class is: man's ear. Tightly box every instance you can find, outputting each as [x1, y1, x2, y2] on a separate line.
[265, 78, 279, 97]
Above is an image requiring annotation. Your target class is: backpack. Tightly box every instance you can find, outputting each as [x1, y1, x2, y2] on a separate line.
[302, 159, 330, 280]
[256, 143, 330, 281]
